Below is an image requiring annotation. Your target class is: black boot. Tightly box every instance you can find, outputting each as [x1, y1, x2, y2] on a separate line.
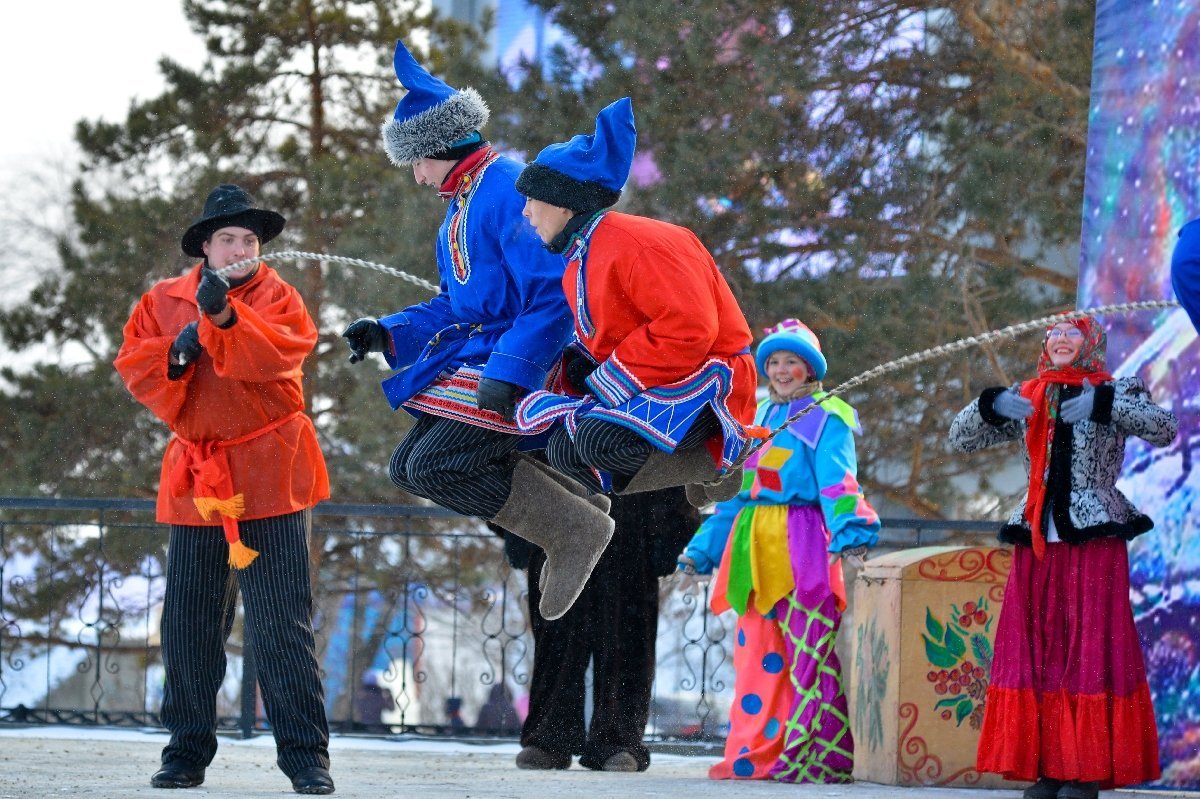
[150, 760, 205, 789]
[515, 745, 571, 770]
[290, 765, 335, 795]
[1057, 781, 1099, 799]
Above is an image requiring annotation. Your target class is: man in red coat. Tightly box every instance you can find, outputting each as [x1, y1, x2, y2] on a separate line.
[114, 185, 333, 795]
[512, 98, 757, 504]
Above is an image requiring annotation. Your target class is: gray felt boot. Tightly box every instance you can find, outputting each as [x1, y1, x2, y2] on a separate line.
[697, 469, 742, 504]
[517, 453, 611, 514]
[618, 447, 723, 495]
[494, 460, 615, 620]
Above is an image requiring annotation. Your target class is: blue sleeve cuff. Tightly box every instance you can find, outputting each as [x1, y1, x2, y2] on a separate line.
[683, 546, 716, 574]
[829, 523, 880, 554]
[586, 357, 643, 407]
[378, 311, 427, 369]
[483, 351, 549, 393]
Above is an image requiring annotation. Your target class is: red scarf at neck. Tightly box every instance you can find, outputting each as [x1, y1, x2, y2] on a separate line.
[438, 146, 495, 200]
[1018, 365, 1113, 559]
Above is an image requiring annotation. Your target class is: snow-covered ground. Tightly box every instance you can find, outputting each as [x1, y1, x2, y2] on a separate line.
[0, 724, 1083, 799]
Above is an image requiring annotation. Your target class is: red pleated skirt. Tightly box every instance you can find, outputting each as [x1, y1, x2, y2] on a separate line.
[976, 537, 1160, 788]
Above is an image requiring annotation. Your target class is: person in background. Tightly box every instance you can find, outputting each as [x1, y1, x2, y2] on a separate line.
[1170, 217, 1200, 333]
[474, 683, 521, 735]
[354, 670, 395, 733]
[950, 315, 1177, 799]
[444, 697, 466, 732]
[502, 489, 699, 772]
[677, 319, 879, 783]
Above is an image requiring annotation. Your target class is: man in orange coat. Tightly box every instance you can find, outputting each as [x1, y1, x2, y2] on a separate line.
[114, 185, 333, 795]
[513, 98, 757, 504]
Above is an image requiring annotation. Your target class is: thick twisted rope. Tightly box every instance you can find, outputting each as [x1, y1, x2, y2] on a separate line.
[206, 251, 1178, 471]
[213, 250, 440, 293]
[725, 299, 1181, 472]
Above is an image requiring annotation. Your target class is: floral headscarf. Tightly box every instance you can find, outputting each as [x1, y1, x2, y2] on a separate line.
[1018, 314, 1113, 558]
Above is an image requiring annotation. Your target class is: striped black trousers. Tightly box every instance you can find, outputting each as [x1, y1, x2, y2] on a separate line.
[389, 413, 522, 519]
[159, 510, 329, 778]
[546, 408, 722, 492]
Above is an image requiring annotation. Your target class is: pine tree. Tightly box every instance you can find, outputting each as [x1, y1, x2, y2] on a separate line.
[502, 0, 1093, 517]
[0, 0, 516, 723]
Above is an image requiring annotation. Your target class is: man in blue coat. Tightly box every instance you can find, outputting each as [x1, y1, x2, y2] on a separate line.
[1172, 218, 1200, 333]
[342, 40, 614, 620]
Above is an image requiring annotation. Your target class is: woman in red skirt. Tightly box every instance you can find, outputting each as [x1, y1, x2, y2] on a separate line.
[949, 315, 1177, 799]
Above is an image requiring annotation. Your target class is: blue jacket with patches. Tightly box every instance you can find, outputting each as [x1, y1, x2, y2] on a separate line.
[683, 395, 881, 572]
[377, 153, 573, 410]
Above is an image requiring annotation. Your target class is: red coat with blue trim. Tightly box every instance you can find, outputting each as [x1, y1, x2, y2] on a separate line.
[570, 212, 757, 430]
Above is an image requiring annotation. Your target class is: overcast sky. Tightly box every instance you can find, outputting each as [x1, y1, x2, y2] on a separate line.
[1, 2, 205, 172]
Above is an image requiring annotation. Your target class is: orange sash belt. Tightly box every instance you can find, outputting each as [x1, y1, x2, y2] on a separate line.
[168, 410, 303, 569]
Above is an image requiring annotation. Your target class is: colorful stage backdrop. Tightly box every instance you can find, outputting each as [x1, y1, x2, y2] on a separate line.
[1079, 0, 1200, 787]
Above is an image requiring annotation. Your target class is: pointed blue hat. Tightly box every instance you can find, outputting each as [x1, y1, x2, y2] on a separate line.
[381, 39, 489, 166]
[515, 97, 636, 213]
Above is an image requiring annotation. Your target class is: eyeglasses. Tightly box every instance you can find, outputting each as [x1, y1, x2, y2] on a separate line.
[1046, 328, 1084, 340]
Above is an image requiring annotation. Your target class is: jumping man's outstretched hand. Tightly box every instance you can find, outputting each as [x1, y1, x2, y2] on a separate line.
[341, 318, 389, 364]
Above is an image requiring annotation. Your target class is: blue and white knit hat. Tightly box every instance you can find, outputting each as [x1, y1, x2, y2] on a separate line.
[755, 319, 827, 380]
[515, 97, 636, 213]
[380, 39, 490, 166]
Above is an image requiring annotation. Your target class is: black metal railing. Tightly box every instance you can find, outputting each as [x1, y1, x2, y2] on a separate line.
[0, 497, 997, 741]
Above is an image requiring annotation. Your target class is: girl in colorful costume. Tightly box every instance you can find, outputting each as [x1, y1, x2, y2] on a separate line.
[949, 315, 1177, 799]
[678, 319, 880, 783]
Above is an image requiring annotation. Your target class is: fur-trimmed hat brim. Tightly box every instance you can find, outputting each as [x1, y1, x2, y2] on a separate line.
[514, 162, 621, 214]
[381, 88, 489, 166]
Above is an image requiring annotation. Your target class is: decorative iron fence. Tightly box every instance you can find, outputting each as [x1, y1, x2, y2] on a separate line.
[0, 497, 997, 741]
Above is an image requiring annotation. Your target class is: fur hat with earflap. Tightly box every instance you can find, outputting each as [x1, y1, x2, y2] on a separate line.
[381, 39, 490, 166]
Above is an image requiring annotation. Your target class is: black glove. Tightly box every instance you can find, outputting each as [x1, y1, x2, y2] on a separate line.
[196, 268, 230, 315]
[476, 377, 522, 422]
[562, 348, 598, 393]
[341, 318, 390, 364]
[168, 322, 202, 367]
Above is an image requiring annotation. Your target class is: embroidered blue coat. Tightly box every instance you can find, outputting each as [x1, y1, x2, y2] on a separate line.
[377, 153, 573, 410]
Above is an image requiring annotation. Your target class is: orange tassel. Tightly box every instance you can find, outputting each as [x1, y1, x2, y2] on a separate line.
[227, 539, 259, 569]
[193, 493, 246, 521]
[743, 425, 771, 440]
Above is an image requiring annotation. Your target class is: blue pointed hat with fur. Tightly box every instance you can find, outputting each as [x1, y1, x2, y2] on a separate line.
[381, 39, 489, 166]
[515, 97, 636, 213]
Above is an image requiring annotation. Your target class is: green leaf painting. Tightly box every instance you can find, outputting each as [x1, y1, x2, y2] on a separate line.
[925, 607, 945, 642]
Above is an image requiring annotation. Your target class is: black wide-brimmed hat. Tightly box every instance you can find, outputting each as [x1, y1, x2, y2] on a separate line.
[181, 184, 286, 258]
